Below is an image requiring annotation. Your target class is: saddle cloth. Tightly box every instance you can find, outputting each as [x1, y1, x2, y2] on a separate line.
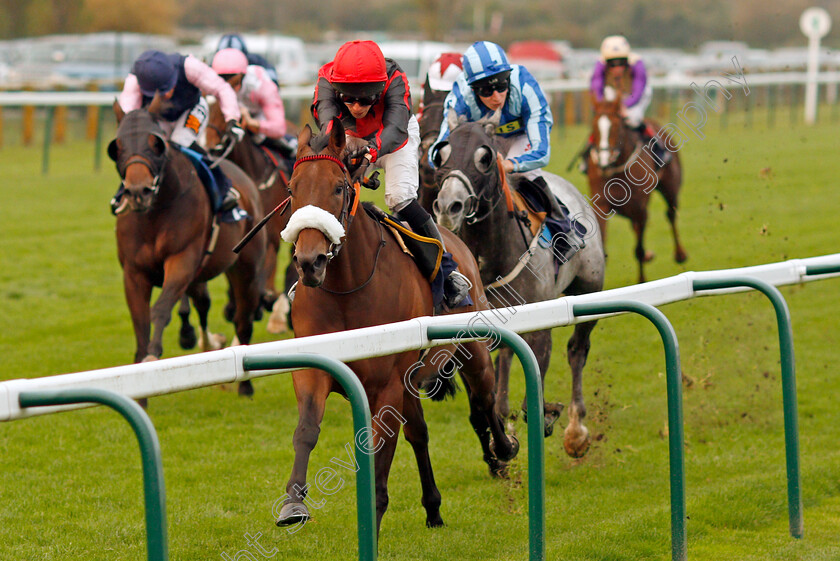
[175, 145, 248, 223]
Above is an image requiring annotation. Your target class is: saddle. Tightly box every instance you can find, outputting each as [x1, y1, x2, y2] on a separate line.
[175, 146, 248, 223]
[363, 203, 442, 282]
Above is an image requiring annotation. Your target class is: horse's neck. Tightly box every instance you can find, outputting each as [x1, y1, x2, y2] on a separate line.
[463, 192, 525, 280]
[321, 210, 381, 292]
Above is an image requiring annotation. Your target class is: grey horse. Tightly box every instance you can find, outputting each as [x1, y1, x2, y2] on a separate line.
[431, 110, 606, 458]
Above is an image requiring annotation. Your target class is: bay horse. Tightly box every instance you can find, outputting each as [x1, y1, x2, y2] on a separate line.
[432, 110, 606, 458]
[417, 87, 448, 213]
[276, 118, 519, 533]
[109, 100, 266, 396]
[586, 97, 687, 283]
[205, 98, 297, 334]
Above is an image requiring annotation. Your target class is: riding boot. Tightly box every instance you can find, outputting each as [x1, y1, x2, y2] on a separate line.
[633, 124, 668, 168]
[527, 175, 586, 260]
[190, 142, 239, 212]
[578, 142, 593, 174]
[397, 199, 472, 308]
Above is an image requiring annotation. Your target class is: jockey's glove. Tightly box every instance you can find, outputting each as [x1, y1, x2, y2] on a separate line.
[224, 120, 245, 144]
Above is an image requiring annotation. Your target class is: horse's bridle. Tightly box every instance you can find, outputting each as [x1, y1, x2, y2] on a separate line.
[434, 146, 505, 225]
[290, 153, 386, 295]
[291, 153, 359, 260]
[593, 113, 633, 174]
[109, 125, 168, 199]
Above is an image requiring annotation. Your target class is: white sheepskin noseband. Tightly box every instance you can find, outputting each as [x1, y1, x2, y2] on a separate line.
[281, 205, 346, 244]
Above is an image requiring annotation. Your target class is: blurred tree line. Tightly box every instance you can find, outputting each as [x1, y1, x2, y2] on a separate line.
[1, 0, 838, 49]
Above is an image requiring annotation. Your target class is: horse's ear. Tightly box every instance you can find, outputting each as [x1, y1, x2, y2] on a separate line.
[298, 124, 313, 156]
[148, 92, 163, 115]
[327, 117, 346, 155]
[484, 109, 502, 135]
[113, 100, 125, 124]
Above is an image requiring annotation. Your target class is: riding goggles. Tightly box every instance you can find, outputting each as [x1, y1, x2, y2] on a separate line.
[471, 77, 510, 98]
[339, 93, 379, 106]
[606, 58, 629, 68]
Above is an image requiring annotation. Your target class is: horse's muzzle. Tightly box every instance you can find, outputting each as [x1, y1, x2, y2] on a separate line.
[293, 229, 330, 287]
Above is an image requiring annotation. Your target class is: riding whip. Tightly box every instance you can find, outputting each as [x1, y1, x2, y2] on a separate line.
[233, 196, 291, 253]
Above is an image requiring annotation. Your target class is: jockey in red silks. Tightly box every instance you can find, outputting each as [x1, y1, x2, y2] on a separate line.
[212, 48, 296, 159]
[418, 52, 464, 120]
[112, 50, 243, 213]
[311, 40, 471, 308]
[587, 35, 666, 169]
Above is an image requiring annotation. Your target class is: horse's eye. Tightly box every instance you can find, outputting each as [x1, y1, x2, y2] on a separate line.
[432, 142, 451, 167]
[474, 146, 493, 173]
[334, 183, 343, 196]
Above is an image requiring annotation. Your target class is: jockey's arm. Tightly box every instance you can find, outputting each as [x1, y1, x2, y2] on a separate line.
[184, 55, 241, 123]
[250, 67, 287, 138]
[507, 70, 552, 174]
[624, 59, 648, 107]
[373, 70, 412, 160]
[590, 60, 607, 102]
[117, 74, 143, 113]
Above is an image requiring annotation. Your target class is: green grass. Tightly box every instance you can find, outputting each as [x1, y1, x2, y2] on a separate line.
[1, 107, 840, 560]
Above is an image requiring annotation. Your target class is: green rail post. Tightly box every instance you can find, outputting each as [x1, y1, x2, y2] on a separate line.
[426, 324, 545, 561]
[571, 301, 686, 561]
[692, 276, 803, 538]
[243, 354, 377, 561]
[805, 263, 840, 276]
[41, 106, 55, 175]
[18, 388, 168, 561]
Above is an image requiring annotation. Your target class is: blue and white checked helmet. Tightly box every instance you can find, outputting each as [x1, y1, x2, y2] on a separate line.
[462, 41, 512, 85]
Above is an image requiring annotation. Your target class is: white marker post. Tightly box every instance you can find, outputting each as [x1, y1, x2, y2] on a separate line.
[800, 7, 832, 124]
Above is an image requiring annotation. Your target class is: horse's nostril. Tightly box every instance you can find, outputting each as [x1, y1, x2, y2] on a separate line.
[313, 254, 328, 269]
[449, 201, 463, 215]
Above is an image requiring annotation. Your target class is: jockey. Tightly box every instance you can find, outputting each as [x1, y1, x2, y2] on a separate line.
[431, 41, 581, 251]
[587, 35, 665, 167]
[312, 40, 471, 308]
[211, 48, 296, 159]
[112, 50, 243, 214]
[216, 33, 280, 86]
[418, 52, 463, 121]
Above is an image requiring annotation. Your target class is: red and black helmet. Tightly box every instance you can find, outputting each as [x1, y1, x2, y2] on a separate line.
[330, 40, 388, 98]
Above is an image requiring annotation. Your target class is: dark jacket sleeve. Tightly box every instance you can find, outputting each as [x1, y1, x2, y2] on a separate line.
[311, 75, 342, 132]
[374, 66, 412, 157]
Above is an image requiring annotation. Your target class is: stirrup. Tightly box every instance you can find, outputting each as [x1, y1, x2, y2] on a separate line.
[220, 188, 240, 212]
[444, 270, 472, 308]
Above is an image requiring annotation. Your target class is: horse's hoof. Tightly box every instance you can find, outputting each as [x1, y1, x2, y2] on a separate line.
[275, 502, 310, 527]
[426, 514, 445, 528]
[136, 397, 148, 409]
[490, 434, 519, 462]
[643, 250, 655, 263]
[675, 250, 688, 264]
[202, 332, 226, 351]
[141, 355, 158, 363]
[488, 459, 509, 479]
[238, 380, 254, 398]
[179, 328, 197, 350]
[563, 425, 592, 458]
[543, 404, 563, 438]
[261, 291, 279, 312]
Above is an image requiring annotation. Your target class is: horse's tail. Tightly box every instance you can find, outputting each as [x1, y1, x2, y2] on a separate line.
[420, 372, 462, 401]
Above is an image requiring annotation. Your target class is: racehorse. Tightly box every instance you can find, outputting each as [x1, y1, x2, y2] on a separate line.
[432, 110, 606, 458]
[586, 97, 687, 283]
[275, 118, 519, 532]
[417, 88, 448, 213]
[110, 99, 266, 397]
[205, 98, 296, 333]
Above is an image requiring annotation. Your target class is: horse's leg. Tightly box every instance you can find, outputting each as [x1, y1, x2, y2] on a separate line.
[122, 269, 152, 364]
[563, 319, 597, 458]
[632, 209, 651, 283]
[223, 284, 236, 324]
[145, 260, 197, 361]
[262, 238, 280, 309]
[493, 347, 513, 418]
[459, 342, 519, 477]
[265, 239, 290, 334]
[369, 386, 403, 534]
[277, 370, 332, 527]
[177, 294, 197, 350]
[188, 282, 226, 352]
[225, 262, 262, 397]
[401, 394, 444, 527]
[658, 177, 688, 264]
[520, 330, 563, 438]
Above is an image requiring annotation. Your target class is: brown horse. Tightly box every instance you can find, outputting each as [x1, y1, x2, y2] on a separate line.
[275, 118, 519, 533]
[205, 99, 296, 334]
[417, 89, 448, 213]
[586, 98, 687, 283]
[109, 100, 266, 396]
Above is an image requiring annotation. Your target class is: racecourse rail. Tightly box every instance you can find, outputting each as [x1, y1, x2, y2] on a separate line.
[3, 253, 840, 561]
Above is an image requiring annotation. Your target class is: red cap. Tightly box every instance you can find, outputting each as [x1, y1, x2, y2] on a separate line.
[330, 40, 388, 83]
